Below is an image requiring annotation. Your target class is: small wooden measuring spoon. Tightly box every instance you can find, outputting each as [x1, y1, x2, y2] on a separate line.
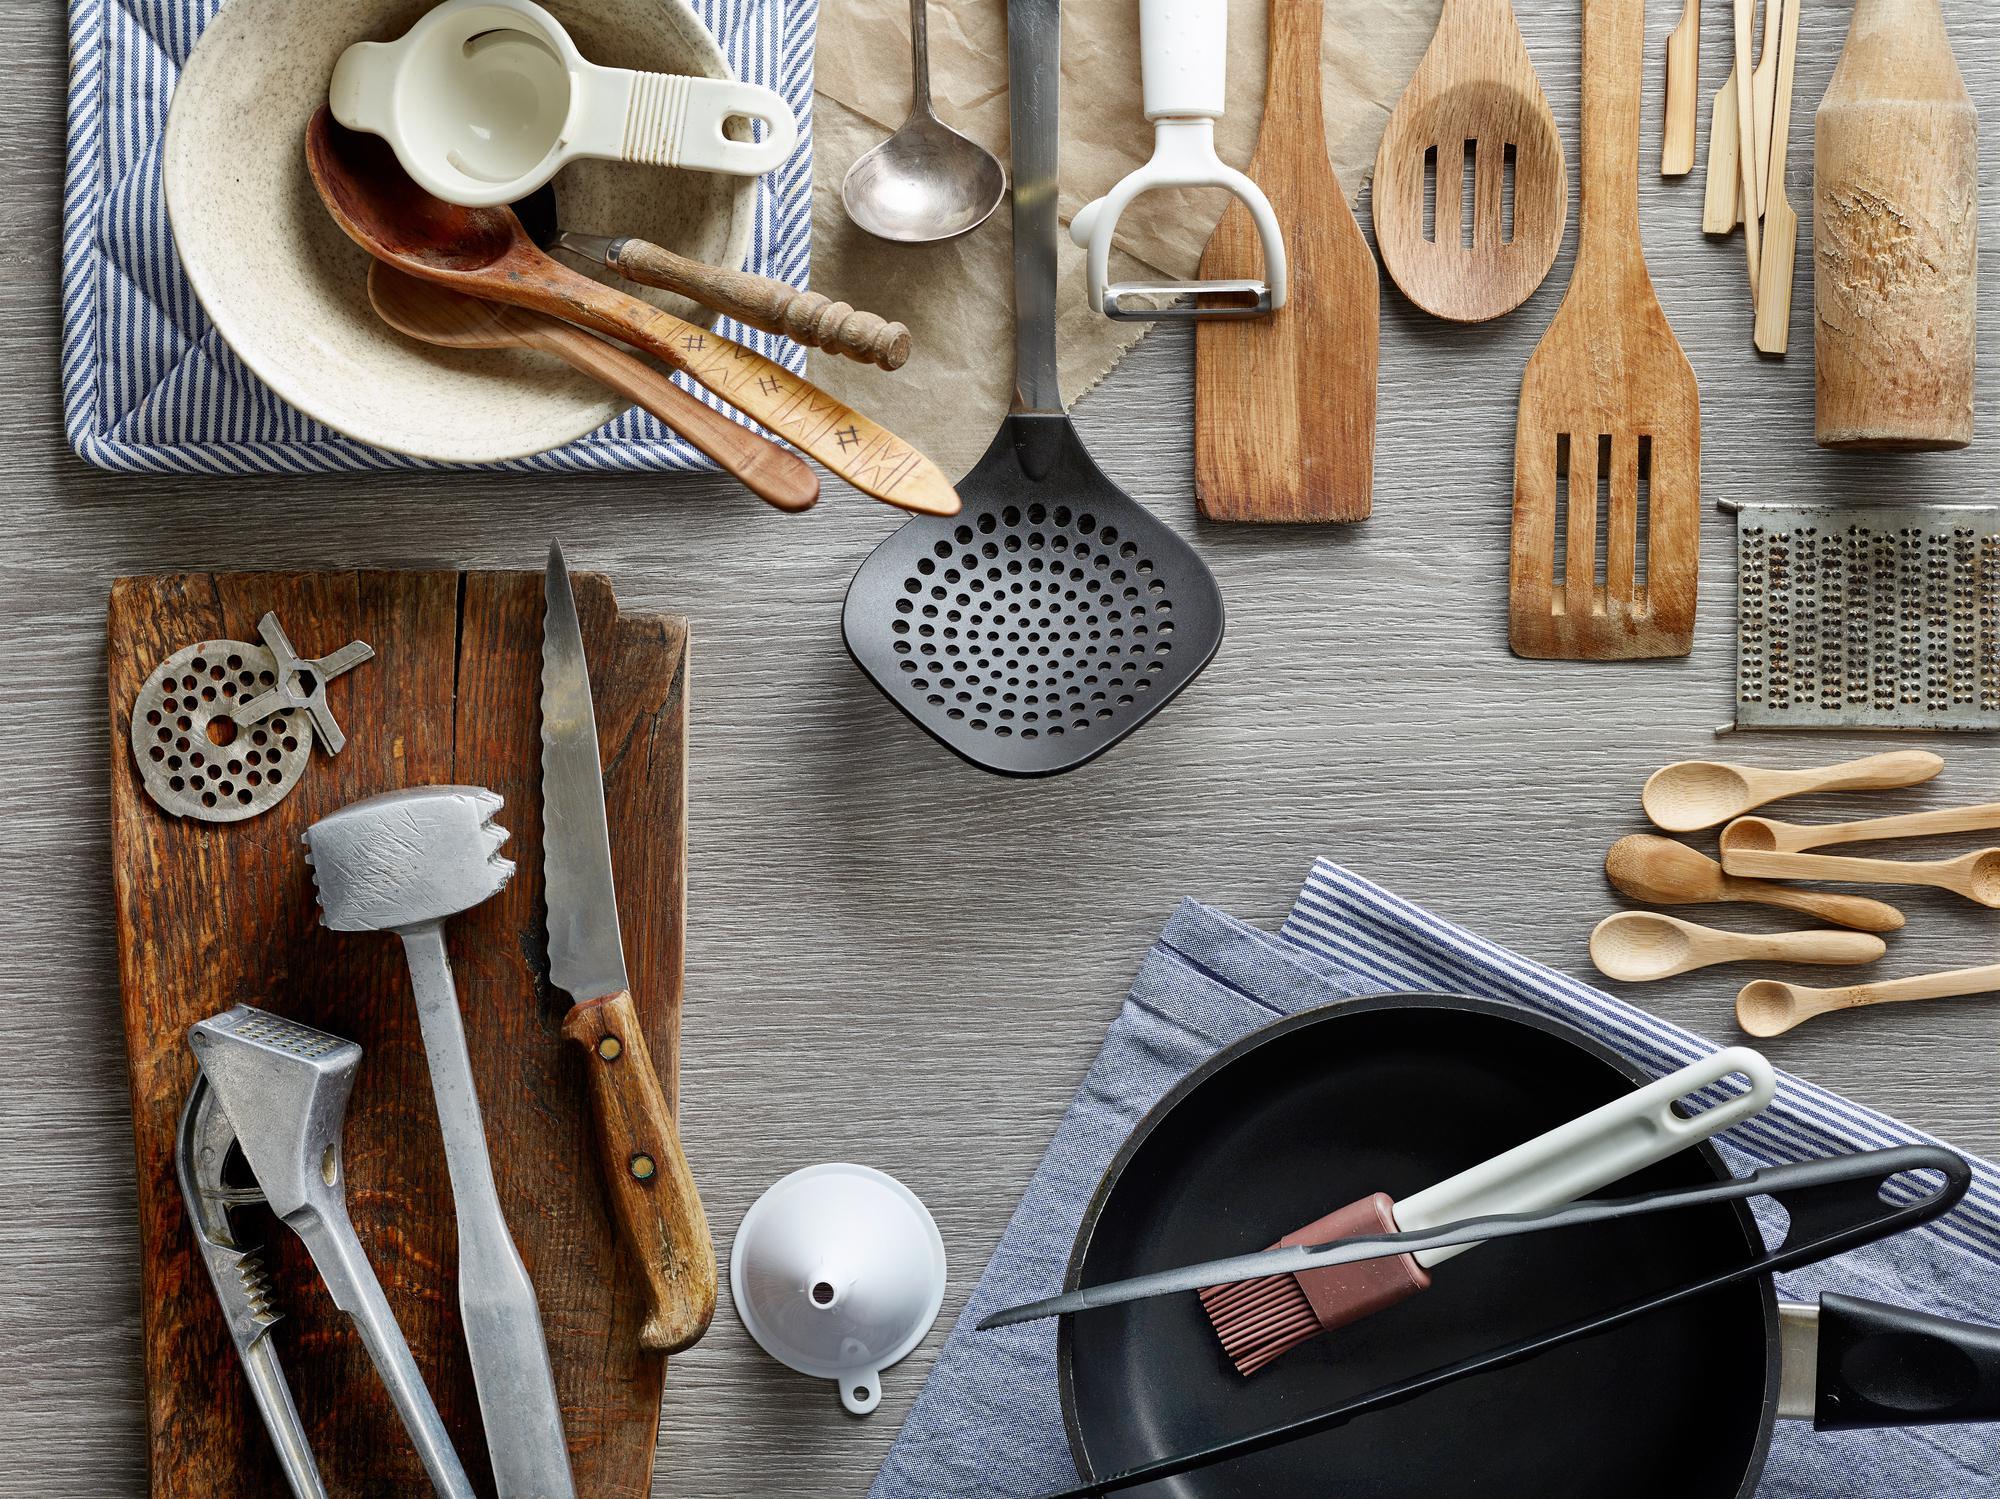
[368, 266, 818, 513]
[1372, 0, 1566, 323]
[1721, 846, 2000, 908]
[1605, 836, 1905, 932]
[305, 108, 958, 518]
[1721, 802, 2000, 857]
[1738, 964, 2000, 1038]
[1591, 912, 1883, 983]
[1642, 751, 1944, 832]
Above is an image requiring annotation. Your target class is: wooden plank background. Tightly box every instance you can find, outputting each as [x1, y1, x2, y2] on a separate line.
[4, 1, 1999, 1495]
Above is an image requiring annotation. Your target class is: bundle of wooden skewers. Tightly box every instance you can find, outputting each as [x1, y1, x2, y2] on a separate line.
[1661, 0, 1803, 356]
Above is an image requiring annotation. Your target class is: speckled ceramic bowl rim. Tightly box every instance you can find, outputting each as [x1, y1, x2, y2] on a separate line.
[162, 0, 754, 464]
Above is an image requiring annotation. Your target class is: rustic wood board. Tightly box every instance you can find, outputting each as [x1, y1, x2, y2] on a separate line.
[106, 570, 687, 1499]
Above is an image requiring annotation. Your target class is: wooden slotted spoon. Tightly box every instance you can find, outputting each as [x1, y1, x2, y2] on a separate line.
[1372, 0, 1567, 324]
[304, 108, 958, 518]
[1510, 0, 1700, 661]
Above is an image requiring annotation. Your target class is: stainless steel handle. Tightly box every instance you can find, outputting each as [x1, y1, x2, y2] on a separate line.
[908, 0, 934, 117]
[291, 1207, 477, 1499]
[237, 1333, 330, 1499]
[401, 923, 578, 1499]
[1007, 0, 1062, 414]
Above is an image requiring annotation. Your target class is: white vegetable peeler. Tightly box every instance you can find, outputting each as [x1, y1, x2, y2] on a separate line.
[1070, 0, 1286, 320]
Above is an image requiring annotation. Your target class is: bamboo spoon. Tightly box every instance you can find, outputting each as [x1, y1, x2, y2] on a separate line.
[1641, 751, 1945, 832]
[1371, 0, 1567, 323]
[305, 109, 959, 518]
[1662, 0, 1699, 177]
[1733, 0, 1764, 297]
[1721, 846, 2000, 908]
[1738, 964, 2000, 1038]
[1591, 912, 1884, 983]
[1721, 803, 2000, 857]
[368, 266, 818, 512]
[1605, 836, 1906, 932]
[1752, 0, 1802, 353]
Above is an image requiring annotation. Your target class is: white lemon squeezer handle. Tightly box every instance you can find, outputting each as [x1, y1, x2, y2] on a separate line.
[1069, 0, 1286, 318]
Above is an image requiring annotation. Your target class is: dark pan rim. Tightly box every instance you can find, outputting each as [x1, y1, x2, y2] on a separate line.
[1055, 991, 1780, 1498]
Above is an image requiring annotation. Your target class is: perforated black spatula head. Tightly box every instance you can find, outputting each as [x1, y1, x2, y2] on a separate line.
[843, 414, 1224, 777]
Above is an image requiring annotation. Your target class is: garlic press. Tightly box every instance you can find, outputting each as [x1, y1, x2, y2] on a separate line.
[1070, 0, 1286, 320]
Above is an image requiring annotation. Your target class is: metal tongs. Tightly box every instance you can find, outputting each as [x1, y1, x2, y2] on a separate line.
[177, 1005, 475, 1499]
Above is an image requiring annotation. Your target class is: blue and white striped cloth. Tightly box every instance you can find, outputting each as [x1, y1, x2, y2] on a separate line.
[870, 860, 2000, 1497]
[60, 0, 815, 475]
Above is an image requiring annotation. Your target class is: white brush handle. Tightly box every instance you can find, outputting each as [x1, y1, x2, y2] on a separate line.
[1396, 1048, 1777, 1268]
[1140, 0, 1228, 119]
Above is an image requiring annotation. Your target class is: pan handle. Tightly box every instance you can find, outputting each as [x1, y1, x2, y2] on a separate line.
[1810, 1293, 2000, 1431]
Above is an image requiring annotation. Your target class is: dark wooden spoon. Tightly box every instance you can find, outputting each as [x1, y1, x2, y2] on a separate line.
[305, 108, 958, 517]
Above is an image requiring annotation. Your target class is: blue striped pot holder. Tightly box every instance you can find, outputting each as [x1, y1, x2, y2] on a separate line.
[60, 0, 815, 474]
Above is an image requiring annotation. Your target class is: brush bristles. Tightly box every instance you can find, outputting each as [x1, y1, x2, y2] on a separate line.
[1199, 1269, 1321, 1377]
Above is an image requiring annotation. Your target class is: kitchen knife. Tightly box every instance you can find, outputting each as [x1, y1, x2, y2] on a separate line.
[542, 540, 716, 1354]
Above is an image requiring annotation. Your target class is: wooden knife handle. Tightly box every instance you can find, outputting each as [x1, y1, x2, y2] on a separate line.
[563, 990, 717, 1354]
[611, 238, 913, 371]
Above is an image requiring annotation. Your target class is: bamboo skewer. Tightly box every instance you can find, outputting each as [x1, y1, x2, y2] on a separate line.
[1754, 0, 1803, 352]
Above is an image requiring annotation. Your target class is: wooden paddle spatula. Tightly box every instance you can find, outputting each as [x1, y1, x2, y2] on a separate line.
[1193, 0, 1378, 522]
[1510, 0, 1700, 661]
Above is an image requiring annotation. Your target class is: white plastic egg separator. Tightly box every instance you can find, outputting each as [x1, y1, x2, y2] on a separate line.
[328, 0, 798, 208]
[729, 1164, 946, 1416]
[1070, 0, 1286, 320]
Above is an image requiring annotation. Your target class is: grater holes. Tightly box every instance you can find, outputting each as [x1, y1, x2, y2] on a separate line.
[233, 1010, 345, 1059]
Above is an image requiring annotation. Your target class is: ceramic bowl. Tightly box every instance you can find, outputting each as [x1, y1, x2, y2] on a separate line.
[163, 0, 756, 463]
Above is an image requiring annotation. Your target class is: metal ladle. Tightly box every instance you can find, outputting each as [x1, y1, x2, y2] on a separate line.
[841, 0, 1006, 242]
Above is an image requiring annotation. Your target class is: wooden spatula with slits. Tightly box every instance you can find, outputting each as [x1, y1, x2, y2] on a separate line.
[1510, 0, 1700, 661]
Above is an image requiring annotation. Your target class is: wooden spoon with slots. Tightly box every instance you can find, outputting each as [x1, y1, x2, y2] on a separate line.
[1605, 835, 1905, 933]
[1372, 0, 1566, 323]
[1721, 846, 2000, 908]
[369, 265, 818, 513]
[305, 108, 958, 518]
[1510, 0, 1699, 661]
[1739, 964, 2000, 1038]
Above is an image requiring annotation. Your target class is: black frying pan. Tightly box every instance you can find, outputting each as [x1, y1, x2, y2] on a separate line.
[1058, 994, 1778, 1498]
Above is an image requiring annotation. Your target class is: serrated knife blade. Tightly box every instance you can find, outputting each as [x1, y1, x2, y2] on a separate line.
[542, 539, 630, 1004]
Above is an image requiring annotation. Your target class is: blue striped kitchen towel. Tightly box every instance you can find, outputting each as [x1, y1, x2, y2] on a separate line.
[60, 0, 814, 475]
[871, 860, 2000, 1497]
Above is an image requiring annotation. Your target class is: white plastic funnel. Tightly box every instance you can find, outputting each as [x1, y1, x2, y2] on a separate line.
[729, 1163, 946, 1415]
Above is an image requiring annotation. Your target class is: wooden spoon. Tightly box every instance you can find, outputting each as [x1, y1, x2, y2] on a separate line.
[1721, 803, 2000, 857]
[1738, 963, 2000, 1038]
[1591, 912, 1883, 983]
[1720, 846, 2000, 908]
[1605, 835, 1906, 932]
[1371, 0, 1566, 323]
[1194, 0, 1378, 522]
[1509, 0, 1699, 661]
[1641, 751, 1945, 832]
[368, 265, 818, 513]
[304, 109, 958, 518]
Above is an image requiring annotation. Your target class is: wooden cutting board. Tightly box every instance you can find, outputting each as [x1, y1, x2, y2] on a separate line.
[106, 570, 688, 1499]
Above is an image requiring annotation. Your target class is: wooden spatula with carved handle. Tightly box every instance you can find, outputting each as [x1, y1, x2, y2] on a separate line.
[1510, 0, 1701, 660]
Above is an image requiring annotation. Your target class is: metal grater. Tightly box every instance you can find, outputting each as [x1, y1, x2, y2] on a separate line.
[1726, 502, 2000, 733]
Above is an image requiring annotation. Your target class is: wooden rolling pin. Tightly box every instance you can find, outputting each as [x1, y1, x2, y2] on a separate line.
[557, 231, 914, 371]
[1815, 0, 1977, 450]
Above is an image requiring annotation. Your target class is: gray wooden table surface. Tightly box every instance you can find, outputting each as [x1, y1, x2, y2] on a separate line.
[4, 0, 1997, 1495]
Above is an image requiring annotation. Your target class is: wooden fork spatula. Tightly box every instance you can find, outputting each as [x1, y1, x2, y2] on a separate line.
[1510, 0, 1700, 661]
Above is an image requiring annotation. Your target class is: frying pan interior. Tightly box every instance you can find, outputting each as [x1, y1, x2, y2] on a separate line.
[1059, 995, 1776, 1498]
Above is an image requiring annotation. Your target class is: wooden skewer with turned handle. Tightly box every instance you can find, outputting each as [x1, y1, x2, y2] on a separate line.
[1720, 846, 2000, 907]
[556, 232, 913, 372]
[1721, 802, 2000, 857]
[1739, 964, 2000, 1038]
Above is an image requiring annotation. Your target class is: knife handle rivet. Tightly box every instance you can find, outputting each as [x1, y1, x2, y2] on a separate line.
[629, 1153, 657, 1181]
[596, 1036, 624, 1062]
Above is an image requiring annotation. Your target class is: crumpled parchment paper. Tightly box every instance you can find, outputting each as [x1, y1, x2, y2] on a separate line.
[804, 0, 1441, 478]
